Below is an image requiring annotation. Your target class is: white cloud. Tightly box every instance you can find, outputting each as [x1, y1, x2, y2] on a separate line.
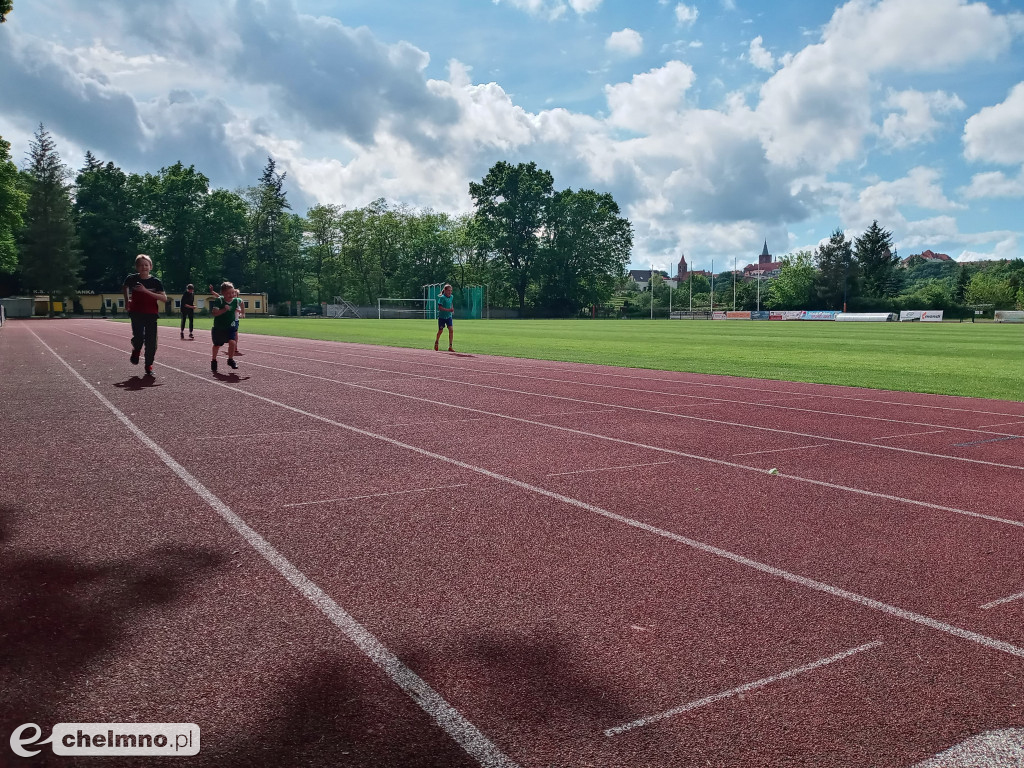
[960, 170, 1024, 199]
[747, 36, 775, 71]
[963, 82, 1024, 166]
[492, 0, 598, 19]
[841, 167, 962, 231]
[604, 61, 696, 132]
[606, 28, 644, 58]
[675, 3, 699, 27]
[880, 89, 965, 149]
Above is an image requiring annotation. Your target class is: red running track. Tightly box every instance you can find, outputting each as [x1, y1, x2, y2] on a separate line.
[2, 318, 1023, 768]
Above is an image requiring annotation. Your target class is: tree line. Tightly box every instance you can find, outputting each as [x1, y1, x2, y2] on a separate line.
[0, 127, 633, 316]
[639, 223, 1024, 316]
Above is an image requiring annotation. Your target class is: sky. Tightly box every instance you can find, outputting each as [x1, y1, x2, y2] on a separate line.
[2, 0, 1024, 273]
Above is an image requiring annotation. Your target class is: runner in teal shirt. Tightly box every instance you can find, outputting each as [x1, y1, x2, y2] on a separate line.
[434, 283, 455, 352]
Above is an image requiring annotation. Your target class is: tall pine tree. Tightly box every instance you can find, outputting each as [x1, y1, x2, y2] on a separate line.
[76, 153, 143, 291]
[855, 220, 899, 299]
[19, 125, 81, 314]
[814, 228, 856, 310]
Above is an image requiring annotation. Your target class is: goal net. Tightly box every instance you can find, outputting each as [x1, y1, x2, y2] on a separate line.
[377, 298, 429, 319]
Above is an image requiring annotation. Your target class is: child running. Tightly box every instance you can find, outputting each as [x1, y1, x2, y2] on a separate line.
[209, 283, 244, 354]
[433, 283, 455, 352]
[210, 282, 242, 373]
[122, 254, 168, 377]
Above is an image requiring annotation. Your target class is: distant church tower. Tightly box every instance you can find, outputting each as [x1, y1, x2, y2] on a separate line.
[676, 252, 689, 280]
[759, 240, 772, 266]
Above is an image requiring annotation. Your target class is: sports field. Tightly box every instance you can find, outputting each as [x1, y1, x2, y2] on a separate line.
[157, 316, 1023, 400]
[3, 317, 1024, 767]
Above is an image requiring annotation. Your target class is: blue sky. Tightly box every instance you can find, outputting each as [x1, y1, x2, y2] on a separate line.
[2, 0, 1023, 272]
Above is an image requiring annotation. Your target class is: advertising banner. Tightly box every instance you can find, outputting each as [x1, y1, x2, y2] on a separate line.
[800, 310, 839, 321]
[751, 311, 770, 320]
[769, 311, 784, 320]
[726, 311, 751, 320]
[713, 311, 728, 320]
[781, 311, 803, 320]
[901, 310, 944, 322]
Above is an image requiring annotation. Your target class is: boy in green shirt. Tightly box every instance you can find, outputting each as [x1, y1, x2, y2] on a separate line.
[210, 281, 242, 373]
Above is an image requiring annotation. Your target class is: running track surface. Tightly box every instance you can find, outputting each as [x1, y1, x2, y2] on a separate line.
[2, 318, 1024, 768]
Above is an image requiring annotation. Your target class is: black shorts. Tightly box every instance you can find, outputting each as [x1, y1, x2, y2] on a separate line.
[211, 327, 237, 347]
[437, 316, 453, 329]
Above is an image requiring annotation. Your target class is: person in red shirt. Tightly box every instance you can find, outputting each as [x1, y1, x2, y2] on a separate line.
[122, 254, 168, 377]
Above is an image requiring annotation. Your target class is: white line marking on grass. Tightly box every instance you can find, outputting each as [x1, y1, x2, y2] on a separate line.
[871, 430, 948, 441]
[731, 444, 829, 457]
[64, 330, 1024, 533]
[32, 330, 520, 768]
[283, 484, 469, 507]
[604, 640, 883, 737]
[60, 331, 1024, 662]
[981, 591, 1024, 610]
[548, 461, 675, 477]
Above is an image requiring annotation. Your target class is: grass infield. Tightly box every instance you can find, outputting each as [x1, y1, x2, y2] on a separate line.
[153, 317, 1022, 401]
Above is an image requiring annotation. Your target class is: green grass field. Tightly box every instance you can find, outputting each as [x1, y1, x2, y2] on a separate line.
[156, 316, 1023, 401]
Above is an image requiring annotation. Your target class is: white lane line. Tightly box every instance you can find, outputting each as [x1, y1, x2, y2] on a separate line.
[981, 591, 1024, 610]
[283, 484, 469, 507]
[60, 331, 1024, 662]
[93, 326, 1024, 459]
[872, 430, 948, 441]
[207, 343, 1024, 472]
[604, 640, 883, 737]
[978, 421, 1024, 428]
[196, 429, 321, 440]
[250, 336, 1024, 427]
[176, 328, 1024, 424]
[731, 444, 829, 457]
[548, 461, 675, 477]
[32, 330, 520, 768]
[64, 330, 1024, 532]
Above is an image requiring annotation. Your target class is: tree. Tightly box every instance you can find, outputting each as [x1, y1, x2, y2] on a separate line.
[855, 220, 899, 298]
[535, 188, 632, 315]
[133, 162, 214, 292]
[75, 155, 142, 290]
[953, 263, 971, 303]
[0, 135, 28, 275]
[765, 250, 816, 310]
[815, 229, 855, 310]
[964, 270, 1016, 309]
[19, 125, 81, 314]
[1, 0, 12, 23]
[248, 157, 292, 301]
[469, 161, 553, 311]
[304, 203, 344, 304]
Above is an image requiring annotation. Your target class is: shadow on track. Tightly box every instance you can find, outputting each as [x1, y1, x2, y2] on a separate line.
[0, 507, 228, 767]
[113, 376, 163, 392]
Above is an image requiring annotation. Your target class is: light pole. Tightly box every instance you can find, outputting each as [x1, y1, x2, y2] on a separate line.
[757, 270, 761, 312]
[650, 263, 655, 320]
[710, 259, 715, 315]
[732, 257, 737, 311]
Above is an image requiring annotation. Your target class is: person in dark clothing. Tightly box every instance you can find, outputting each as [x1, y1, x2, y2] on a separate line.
[122, 254, 168, 377]
[180, 283, 196, 339]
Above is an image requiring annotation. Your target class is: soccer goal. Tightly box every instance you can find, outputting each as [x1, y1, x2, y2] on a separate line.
[377, 298, 430, 319]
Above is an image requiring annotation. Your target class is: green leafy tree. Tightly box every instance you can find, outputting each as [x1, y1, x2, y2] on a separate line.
[765, 250, 816, 310]
[75, 153, 143, 290]
[0, 135, 28, 275]
[897, 279, 954, 310]
[304, 203, 344, 303]
[469, 161, 554, 311]
[1, 0, 12, 23]
[815, 229, 856, 309]
[535, 188, 632, 315]
[855, 220, 899, 298]
[134, 162, 214, 290]
[964, 270, 1016, 309]
[18, 125, 81, 314]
